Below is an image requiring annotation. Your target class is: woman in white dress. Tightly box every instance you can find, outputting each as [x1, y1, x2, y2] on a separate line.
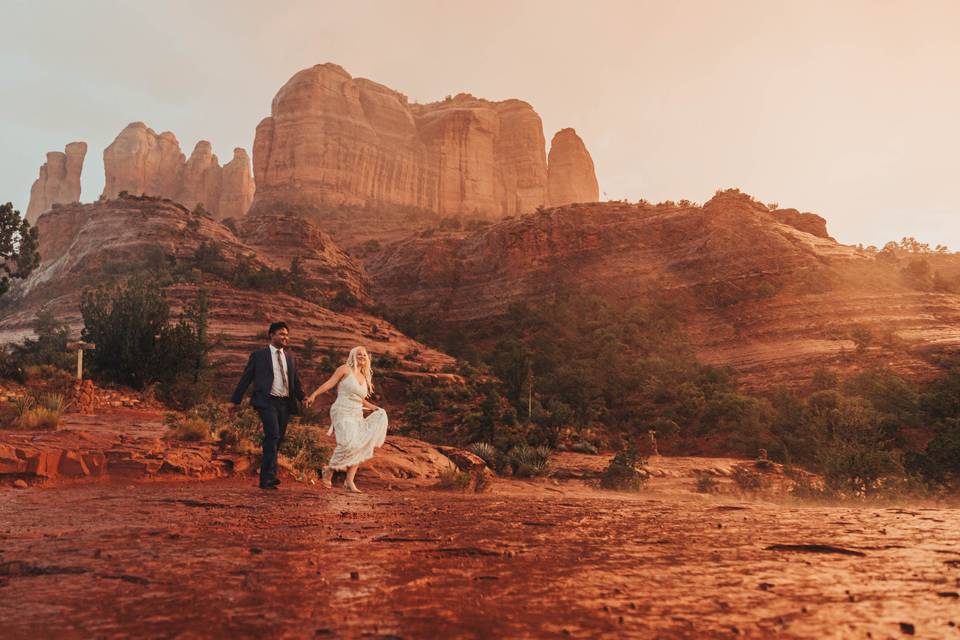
[306, 346, 388, 493]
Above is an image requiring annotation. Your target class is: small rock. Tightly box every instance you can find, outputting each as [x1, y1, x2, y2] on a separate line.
[13, 480, 28, 489]
[249, 547, 263, 555]
[350, 571, 359, 580]
[899, 622, 915, 635]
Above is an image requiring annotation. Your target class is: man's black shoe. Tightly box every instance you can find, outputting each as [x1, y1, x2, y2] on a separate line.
[259, 483, 278, 491]
[268, 478, 281, 486]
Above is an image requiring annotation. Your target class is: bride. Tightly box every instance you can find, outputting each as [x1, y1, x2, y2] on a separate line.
[306, 346, 388, 493]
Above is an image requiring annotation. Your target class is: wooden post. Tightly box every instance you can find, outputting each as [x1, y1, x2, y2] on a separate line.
[67, 341, 96, 381]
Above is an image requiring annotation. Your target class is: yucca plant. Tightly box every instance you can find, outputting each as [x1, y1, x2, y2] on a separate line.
[467, 442, 498, 468]
[507, 444, 552, 478]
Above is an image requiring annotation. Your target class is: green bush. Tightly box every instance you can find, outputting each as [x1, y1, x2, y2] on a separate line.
[80, 278, 214, 407]
[0, 202, 41, 298]
[279, 424, 331, 480]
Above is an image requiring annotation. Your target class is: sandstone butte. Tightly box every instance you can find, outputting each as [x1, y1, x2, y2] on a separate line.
[100, 122, 255, 220]
[0, 196, 453, 392]
[250, 63, 599, 222]
[25, 142, 87, 223]
[365, 189, 960, 390]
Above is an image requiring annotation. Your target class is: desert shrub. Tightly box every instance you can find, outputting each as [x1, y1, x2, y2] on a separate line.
[730, 465, 770, 493]
[374, 352, 401, 369]
[0, 202, 41, 299]
[505, 444, 552, 478]
[472, 468, 492, 493]
[165, 417, 211, 442]
[905, 418, 960, 488]
[600, 442, 647, 491]
[217, 405, 262, 453]
[279, 424, 330, 479]
[695, 474, 719, 494]
[81, 279, 214, 408]
[9, 309, 73, 372]
[6, 393, 66, 430]
[437, 467, 473, 491]
[808, 396, 903, 496]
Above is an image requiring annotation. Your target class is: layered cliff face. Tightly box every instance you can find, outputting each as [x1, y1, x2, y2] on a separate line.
[250, 63, 595, 222]
[547, 128, 599, 207]
[101, 123, 254, 219]
[366, 191, 960, 389]
[0, 197, 451, 383]
[26, 142, 87, 223]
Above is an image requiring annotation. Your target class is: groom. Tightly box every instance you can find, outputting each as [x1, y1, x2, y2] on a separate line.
[230, 322, 306, 490]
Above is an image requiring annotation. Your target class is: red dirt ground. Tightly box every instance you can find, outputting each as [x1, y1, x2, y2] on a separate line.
[2, 466, 959, 639]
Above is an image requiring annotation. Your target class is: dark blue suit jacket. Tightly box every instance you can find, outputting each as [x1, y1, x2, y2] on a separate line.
[231, 347, 306, 413]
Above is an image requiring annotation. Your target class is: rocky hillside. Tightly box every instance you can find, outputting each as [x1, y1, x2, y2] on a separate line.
[0, 196, 454, 390]
[250, 63, 599, 222]
[366, 190, 960, 389]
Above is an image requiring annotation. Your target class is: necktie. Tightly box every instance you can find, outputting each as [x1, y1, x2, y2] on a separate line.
[276, 350, 289, 396]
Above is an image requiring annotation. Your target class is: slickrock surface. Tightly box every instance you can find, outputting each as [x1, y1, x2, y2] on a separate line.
[25, 142, 86, 223]
[101, 122, 254, 219]
[1, 463, 958, 638]
[547, 128, 599, 207]
[250, 63, 597, 221]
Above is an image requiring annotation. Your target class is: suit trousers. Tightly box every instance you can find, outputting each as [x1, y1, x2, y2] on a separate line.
[257, 395, 290, 485]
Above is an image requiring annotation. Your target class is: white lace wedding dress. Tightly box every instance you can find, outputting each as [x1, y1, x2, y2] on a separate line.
[326, 372, 388, 470]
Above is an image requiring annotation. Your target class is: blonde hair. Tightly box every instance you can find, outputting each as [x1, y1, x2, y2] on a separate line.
[346, 346, 373, 396]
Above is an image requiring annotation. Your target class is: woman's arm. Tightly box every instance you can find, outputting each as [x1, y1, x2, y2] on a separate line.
[307, 365, 348, 404]
[361, 396, 381, 412]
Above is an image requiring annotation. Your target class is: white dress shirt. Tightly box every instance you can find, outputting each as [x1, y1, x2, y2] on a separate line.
[268, 344, 289, 397]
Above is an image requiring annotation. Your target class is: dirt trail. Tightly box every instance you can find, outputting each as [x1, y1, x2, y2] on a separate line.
[2, 473, 959, 639]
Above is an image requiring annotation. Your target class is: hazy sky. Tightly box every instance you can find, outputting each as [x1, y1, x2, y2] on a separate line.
[3, 0, 958, 248]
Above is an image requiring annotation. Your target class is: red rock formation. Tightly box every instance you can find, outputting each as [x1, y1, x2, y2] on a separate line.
[219, 148, 255, 220]
[101, 123, 253, 219]
[366, 191, 960, 390]
[237, 213, 370, 305]
[547, 128, 599, 207]
[250, 64, 590, 222]
[26, 142, 87, 223]
[177, 141, 222, 213]
[0, 197, 452, 388]
[102, 123, 184, 200]
[770, 207, 831, 239]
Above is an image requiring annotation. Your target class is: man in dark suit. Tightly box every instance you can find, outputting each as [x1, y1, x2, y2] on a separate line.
[231, 322, 306, 490]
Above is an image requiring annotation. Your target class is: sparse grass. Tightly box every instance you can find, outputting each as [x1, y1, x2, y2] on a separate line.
[695, 474, 720, 494]
[437, 467, 473, 491]
[165, 417, 211, 442]
[3, 393, 67, 430]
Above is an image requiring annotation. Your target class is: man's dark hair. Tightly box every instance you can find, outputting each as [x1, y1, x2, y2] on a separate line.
[268, 321, 289, 336]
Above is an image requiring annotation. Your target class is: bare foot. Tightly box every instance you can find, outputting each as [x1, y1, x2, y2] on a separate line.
[320, 467, 333, 489]
[344, 483, 363, 494]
